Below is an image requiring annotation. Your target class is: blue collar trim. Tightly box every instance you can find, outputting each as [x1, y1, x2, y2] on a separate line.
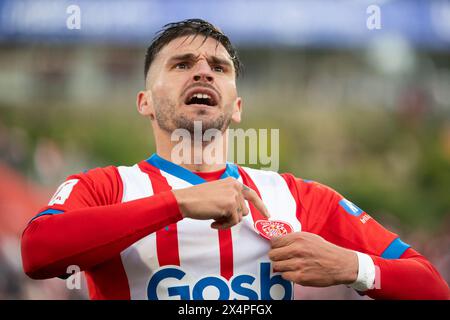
[146, 153, 239, 185]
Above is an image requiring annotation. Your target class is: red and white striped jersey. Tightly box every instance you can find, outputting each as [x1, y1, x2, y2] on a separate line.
[25, 153, 417, 300]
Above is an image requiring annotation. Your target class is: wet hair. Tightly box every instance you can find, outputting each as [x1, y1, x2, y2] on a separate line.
[144, 18, 242, 79]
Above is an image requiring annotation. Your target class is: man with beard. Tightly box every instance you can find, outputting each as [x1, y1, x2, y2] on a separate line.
[21, 19, 449, 300]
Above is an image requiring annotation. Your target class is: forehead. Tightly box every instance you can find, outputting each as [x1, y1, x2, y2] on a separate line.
[156, 35, 232, 63]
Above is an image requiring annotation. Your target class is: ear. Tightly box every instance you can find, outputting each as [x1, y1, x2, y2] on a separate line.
[136, 90, 155, 119]
[231, 97, 242, 124]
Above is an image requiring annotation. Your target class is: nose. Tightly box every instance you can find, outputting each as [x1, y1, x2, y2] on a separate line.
[192, 60, 214, 83]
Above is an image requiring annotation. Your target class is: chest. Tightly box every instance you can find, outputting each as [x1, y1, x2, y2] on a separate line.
[117, 164, 301, 299]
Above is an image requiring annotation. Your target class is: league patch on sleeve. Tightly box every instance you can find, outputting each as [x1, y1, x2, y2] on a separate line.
[48, 179, 79, 205]
[339, 198, 364, 217]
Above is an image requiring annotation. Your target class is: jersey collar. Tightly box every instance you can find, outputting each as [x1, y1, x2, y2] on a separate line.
[146, 153, 239, 185]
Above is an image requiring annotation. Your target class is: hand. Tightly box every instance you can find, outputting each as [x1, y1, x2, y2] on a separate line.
[268, 232, 358, 287]
[172, 177, 270, 230]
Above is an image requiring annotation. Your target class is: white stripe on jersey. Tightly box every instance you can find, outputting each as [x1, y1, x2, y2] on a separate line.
[159, 170, 223, 279]
[118, 164, 153, 203]
[237, 167, 300, 300]
[117, 165, 159, 300]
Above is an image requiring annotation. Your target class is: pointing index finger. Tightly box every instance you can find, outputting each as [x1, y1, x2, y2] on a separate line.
[241, 184, 270, 218]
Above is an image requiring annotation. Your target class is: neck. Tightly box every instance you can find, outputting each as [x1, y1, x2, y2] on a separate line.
[154, 128, 229, 172]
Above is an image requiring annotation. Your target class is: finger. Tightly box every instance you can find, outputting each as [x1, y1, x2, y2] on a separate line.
[268, 245, 298, 261]
[235, 194, 242, 222]
[212, 207, 240, 229]
[211, 221, 230, 229]
[237, 192, 247, 220]
[280, 271, 298, 282]
[270, 232, 301, 249]
[211, 219, 236, 230]
[240, 192, 250, 216]
[210, 213, 231, 229]
[241, 185, 270, 218]
[272, 258, 300, 272]
[231, 205, 241, 225]
[238, 209, 243, 222]
[211, 218, 233, 230]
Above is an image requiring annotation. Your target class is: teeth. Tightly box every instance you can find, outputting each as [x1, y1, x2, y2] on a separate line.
[191, 93, 211, 100]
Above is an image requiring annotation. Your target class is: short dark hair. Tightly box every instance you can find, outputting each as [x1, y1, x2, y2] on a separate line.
[144, 19, 242, 80]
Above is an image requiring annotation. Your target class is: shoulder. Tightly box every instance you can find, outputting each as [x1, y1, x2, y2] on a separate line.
[240, 167, 338, 198]
[79, 165, 121, 181]
[238, 166, 340, 203]
[280, 172, 341, 200]
[278, 173, 345, 223]
[71, 165, 122, 190]
[32, 165, 125, 217]
[62, 165, 125, 205]
[238, 166, 335, 196]
[238, 166, 288, 188]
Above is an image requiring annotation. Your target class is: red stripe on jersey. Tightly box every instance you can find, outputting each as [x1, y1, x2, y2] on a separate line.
[197, 168, 235, 280]
[279, 173, 305, 227]
[218, 229, 233, 280]
[85, 256, 131, 299]
[156, 224, 181, 266]
[237, 167, 267, 222]
[139, 162, 181, 267]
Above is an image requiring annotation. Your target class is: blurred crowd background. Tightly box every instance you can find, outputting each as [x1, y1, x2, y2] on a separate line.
[1, 0, 450, 299]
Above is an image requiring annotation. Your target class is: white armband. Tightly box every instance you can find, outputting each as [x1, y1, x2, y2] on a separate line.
[349, 251, 376, 292]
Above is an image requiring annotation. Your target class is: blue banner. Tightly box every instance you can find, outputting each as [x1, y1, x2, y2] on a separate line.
[0, 0, 449, 50]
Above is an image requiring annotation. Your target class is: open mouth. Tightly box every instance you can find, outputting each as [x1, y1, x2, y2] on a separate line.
[184, 89, 219, 107]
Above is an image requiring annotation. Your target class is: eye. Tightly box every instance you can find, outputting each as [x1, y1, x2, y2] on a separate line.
[212, 65, 224, 73]
[175, 62, 189, 70]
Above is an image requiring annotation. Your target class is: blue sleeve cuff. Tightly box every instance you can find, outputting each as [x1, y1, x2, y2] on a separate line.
[30, 208, 65, 222]
[381, 237, 411, 259]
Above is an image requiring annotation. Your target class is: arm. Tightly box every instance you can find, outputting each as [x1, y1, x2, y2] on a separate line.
[22, 167, 267, 280]
[276, 174, 449, 299]
[366, 248, 449, 299]
[21, 167, 183, 279]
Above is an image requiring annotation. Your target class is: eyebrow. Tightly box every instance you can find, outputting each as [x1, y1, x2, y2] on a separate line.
[167, 53, 233, 69]
[208, 55, 233, 68]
